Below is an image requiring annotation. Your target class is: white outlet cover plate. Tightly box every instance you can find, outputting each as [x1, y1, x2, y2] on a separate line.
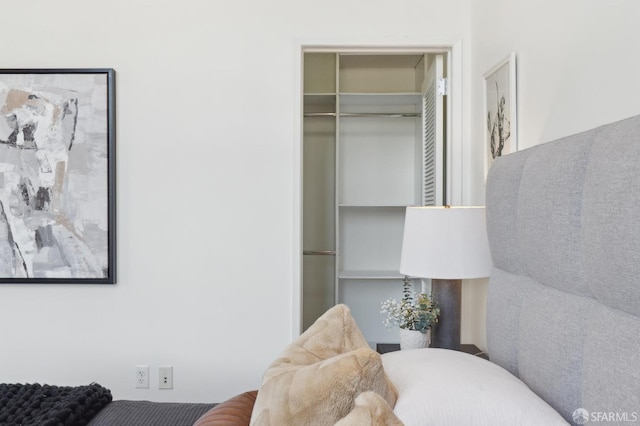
[135, 365, 149, 389]
[159, 365, 173, 389]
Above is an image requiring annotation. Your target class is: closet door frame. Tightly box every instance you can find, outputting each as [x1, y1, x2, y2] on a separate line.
[292, 42, 463, 337]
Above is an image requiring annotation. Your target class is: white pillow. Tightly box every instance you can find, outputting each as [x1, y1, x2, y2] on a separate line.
[382, 348, 569, 426]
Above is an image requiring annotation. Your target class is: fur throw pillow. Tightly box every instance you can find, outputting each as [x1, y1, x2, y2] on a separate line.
[250, 304, 397, 425]
[335, 391, 404, 425]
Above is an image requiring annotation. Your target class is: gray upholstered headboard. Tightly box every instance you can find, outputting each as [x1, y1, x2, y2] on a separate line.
[485, 114, 640, 424]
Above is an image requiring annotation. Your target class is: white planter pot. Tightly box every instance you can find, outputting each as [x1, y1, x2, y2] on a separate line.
[399, 328, 431, 350]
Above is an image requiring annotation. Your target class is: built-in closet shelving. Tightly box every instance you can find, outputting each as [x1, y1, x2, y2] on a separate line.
[303, 52, 442, 345]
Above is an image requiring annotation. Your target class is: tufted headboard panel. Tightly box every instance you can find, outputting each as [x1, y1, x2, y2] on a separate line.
[485, 115, 640, 424]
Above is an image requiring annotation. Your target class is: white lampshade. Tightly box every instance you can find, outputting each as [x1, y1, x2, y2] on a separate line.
[399, 206, 492, 279]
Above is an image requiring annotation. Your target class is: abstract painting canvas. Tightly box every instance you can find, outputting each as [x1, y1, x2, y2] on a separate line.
[0, 69, 115, 283]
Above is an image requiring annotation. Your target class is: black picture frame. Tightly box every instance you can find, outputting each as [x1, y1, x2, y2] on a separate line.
[0, 68, 116, 284]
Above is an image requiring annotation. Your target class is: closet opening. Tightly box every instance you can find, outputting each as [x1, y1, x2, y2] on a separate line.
[296, 46, 461, 346]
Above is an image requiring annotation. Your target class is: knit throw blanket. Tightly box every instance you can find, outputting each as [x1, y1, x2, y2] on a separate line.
[0, 383, 112, 426]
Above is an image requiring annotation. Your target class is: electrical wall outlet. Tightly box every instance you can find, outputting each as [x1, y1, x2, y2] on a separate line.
[135, 365, 149, 389]
[158, 365, 173, 389]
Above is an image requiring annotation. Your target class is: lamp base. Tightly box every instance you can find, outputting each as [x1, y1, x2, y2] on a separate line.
[431, 279, 461, 350]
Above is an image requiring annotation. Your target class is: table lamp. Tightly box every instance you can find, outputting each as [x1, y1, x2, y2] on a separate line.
[399, 206, 492, 350]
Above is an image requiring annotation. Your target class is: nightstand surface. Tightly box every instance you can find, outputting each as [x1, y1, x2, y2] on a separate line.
[376, 343, 489, 360]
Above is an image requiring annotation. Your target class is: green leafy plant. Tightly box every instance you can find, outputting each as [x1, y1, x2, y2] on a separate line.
[380, 277, 440, 333]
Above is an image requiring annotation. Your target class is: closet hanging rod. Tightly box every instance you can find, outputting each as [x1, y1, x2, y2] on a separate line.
[303, 250, 336, 256]
[304, 112, 337, 117]
[304, 112, 420, 118]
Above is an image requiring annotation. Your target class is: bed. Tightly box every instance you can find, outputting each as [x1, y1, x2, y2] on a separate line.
[4, 114, 639, 425]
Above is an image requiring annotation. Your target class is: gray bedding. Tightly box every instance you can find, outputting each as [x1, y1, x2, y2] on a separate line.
[87, 400, 215, 426]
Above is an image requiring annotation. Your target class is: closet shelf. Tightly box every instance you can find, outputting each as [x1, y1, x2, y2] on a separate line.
[339, 93, 422, 106]
[340, 112, 419, 118]
[338, 204, 416, 208]
[339, 270, 404, 280]
[303, 93, 336, 104]
[304, 112, 419, 118]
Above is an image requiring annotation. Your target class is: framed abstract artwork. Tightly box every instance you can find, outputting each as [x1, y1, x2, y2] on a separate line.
[484, 52, 517, 176]
[0, 69, 115, 283]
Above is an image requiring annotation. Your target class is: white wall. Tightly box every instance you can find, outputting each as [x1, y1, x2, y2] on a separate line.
[466, 0, 640, 349]
[470, 0, 640, 202]
[0, 0, 471, 402]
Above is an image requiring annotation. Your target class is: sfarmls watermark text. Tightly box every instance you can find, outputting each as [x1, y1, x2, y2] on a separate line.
[573, 408, 638, 424]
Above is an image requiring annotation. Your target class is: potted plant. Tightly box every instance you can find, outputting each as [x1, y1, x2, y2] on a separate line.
[380, 276, 440, 349]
